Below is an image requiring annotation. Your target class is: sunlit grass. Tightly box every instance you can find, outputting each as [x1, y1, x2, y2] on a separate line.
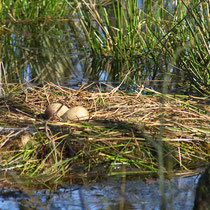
[77, 0, 209, 95]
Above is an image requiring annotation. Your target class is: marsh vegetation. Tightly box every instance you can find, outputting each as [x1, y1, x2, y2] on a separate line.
[0, 0, 209, 187]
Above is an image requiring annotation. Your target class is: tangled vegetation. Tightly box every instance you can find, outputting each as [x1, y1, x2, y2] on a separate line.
[0, 83, 209, 183]
[0, 0, 209, 185]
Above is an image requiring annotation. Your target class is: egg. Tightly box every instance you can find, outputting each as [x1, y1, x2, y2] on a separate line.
[62, 106, 89, 121]
[44, 103, 69, 119]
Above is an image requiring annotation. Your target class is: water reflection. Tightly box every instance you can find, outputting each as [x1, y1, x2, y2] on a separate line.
[1, 20, 88, 84]
[1, 19, 188, 94]
[0, 175, 198, 210]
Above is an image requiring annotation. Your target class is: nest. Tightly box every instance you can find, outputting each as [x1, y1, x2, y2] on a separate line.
[0, 83, 209, 182]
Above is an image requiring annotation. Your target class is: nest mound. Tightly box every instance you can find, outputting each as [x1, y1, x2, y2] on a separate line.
[0, 83, 209, 181]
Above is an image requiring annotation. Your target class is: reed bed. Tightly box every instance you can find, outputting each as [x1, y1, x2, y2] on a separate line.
[78, 0, 209, 95]
[0, 83, 209, 183]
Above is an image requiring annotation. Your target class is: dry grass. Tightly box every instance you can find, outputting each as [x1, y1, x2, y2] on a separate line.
[0, 83, 209, 182]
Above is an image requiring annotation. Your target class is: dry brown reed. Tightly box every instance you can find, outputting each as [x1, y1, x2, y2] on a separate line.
[0, 83, 209, 180]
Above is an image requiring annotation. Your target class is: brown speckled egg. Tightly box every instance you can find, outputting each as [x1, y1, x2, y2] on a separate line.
[45, 103, 69, 119]
[62, 106, 89, 121]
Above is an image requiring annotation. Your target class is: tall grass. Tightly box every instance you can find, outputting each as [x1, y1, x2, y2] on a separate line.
[77, 0, 209, 95]
[0, 0, 208, 94]
[0, 0, 70, 21]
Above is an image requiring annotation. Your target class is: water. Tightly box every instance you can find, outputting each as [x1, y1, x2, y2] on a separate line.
[0, 175, 198, 210]
[0, 17, 187, 95]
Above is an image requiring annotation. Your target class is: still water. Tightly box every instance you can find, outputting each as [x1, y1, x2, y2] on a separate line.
[1, 11, 187, 94]
[0, 174, 198, 210]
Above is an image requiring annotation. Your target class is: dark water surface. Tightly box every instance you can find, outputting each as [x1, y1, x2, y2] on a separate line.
[0, 174, 199, 210]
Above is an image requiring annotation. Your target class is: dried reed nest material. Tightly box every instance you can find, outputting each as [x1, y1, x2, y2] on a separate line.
[44, 103, 69, 119]
[62, 106, 89, 121]
[0, 83, 209, 136]
[0, 83, 209, 178]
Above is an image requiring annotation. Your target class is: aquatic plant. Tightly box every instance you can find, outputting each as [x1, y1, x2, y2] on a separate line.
[0, 0, 69, 20]
[77, 0, 209, 95]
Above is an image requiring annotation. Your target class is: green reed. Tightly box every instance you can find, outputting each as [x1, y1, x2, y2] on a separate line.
[0, 0, 70, 20]
[77, 0, 209, 95]
[0, 0, 208, 94]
